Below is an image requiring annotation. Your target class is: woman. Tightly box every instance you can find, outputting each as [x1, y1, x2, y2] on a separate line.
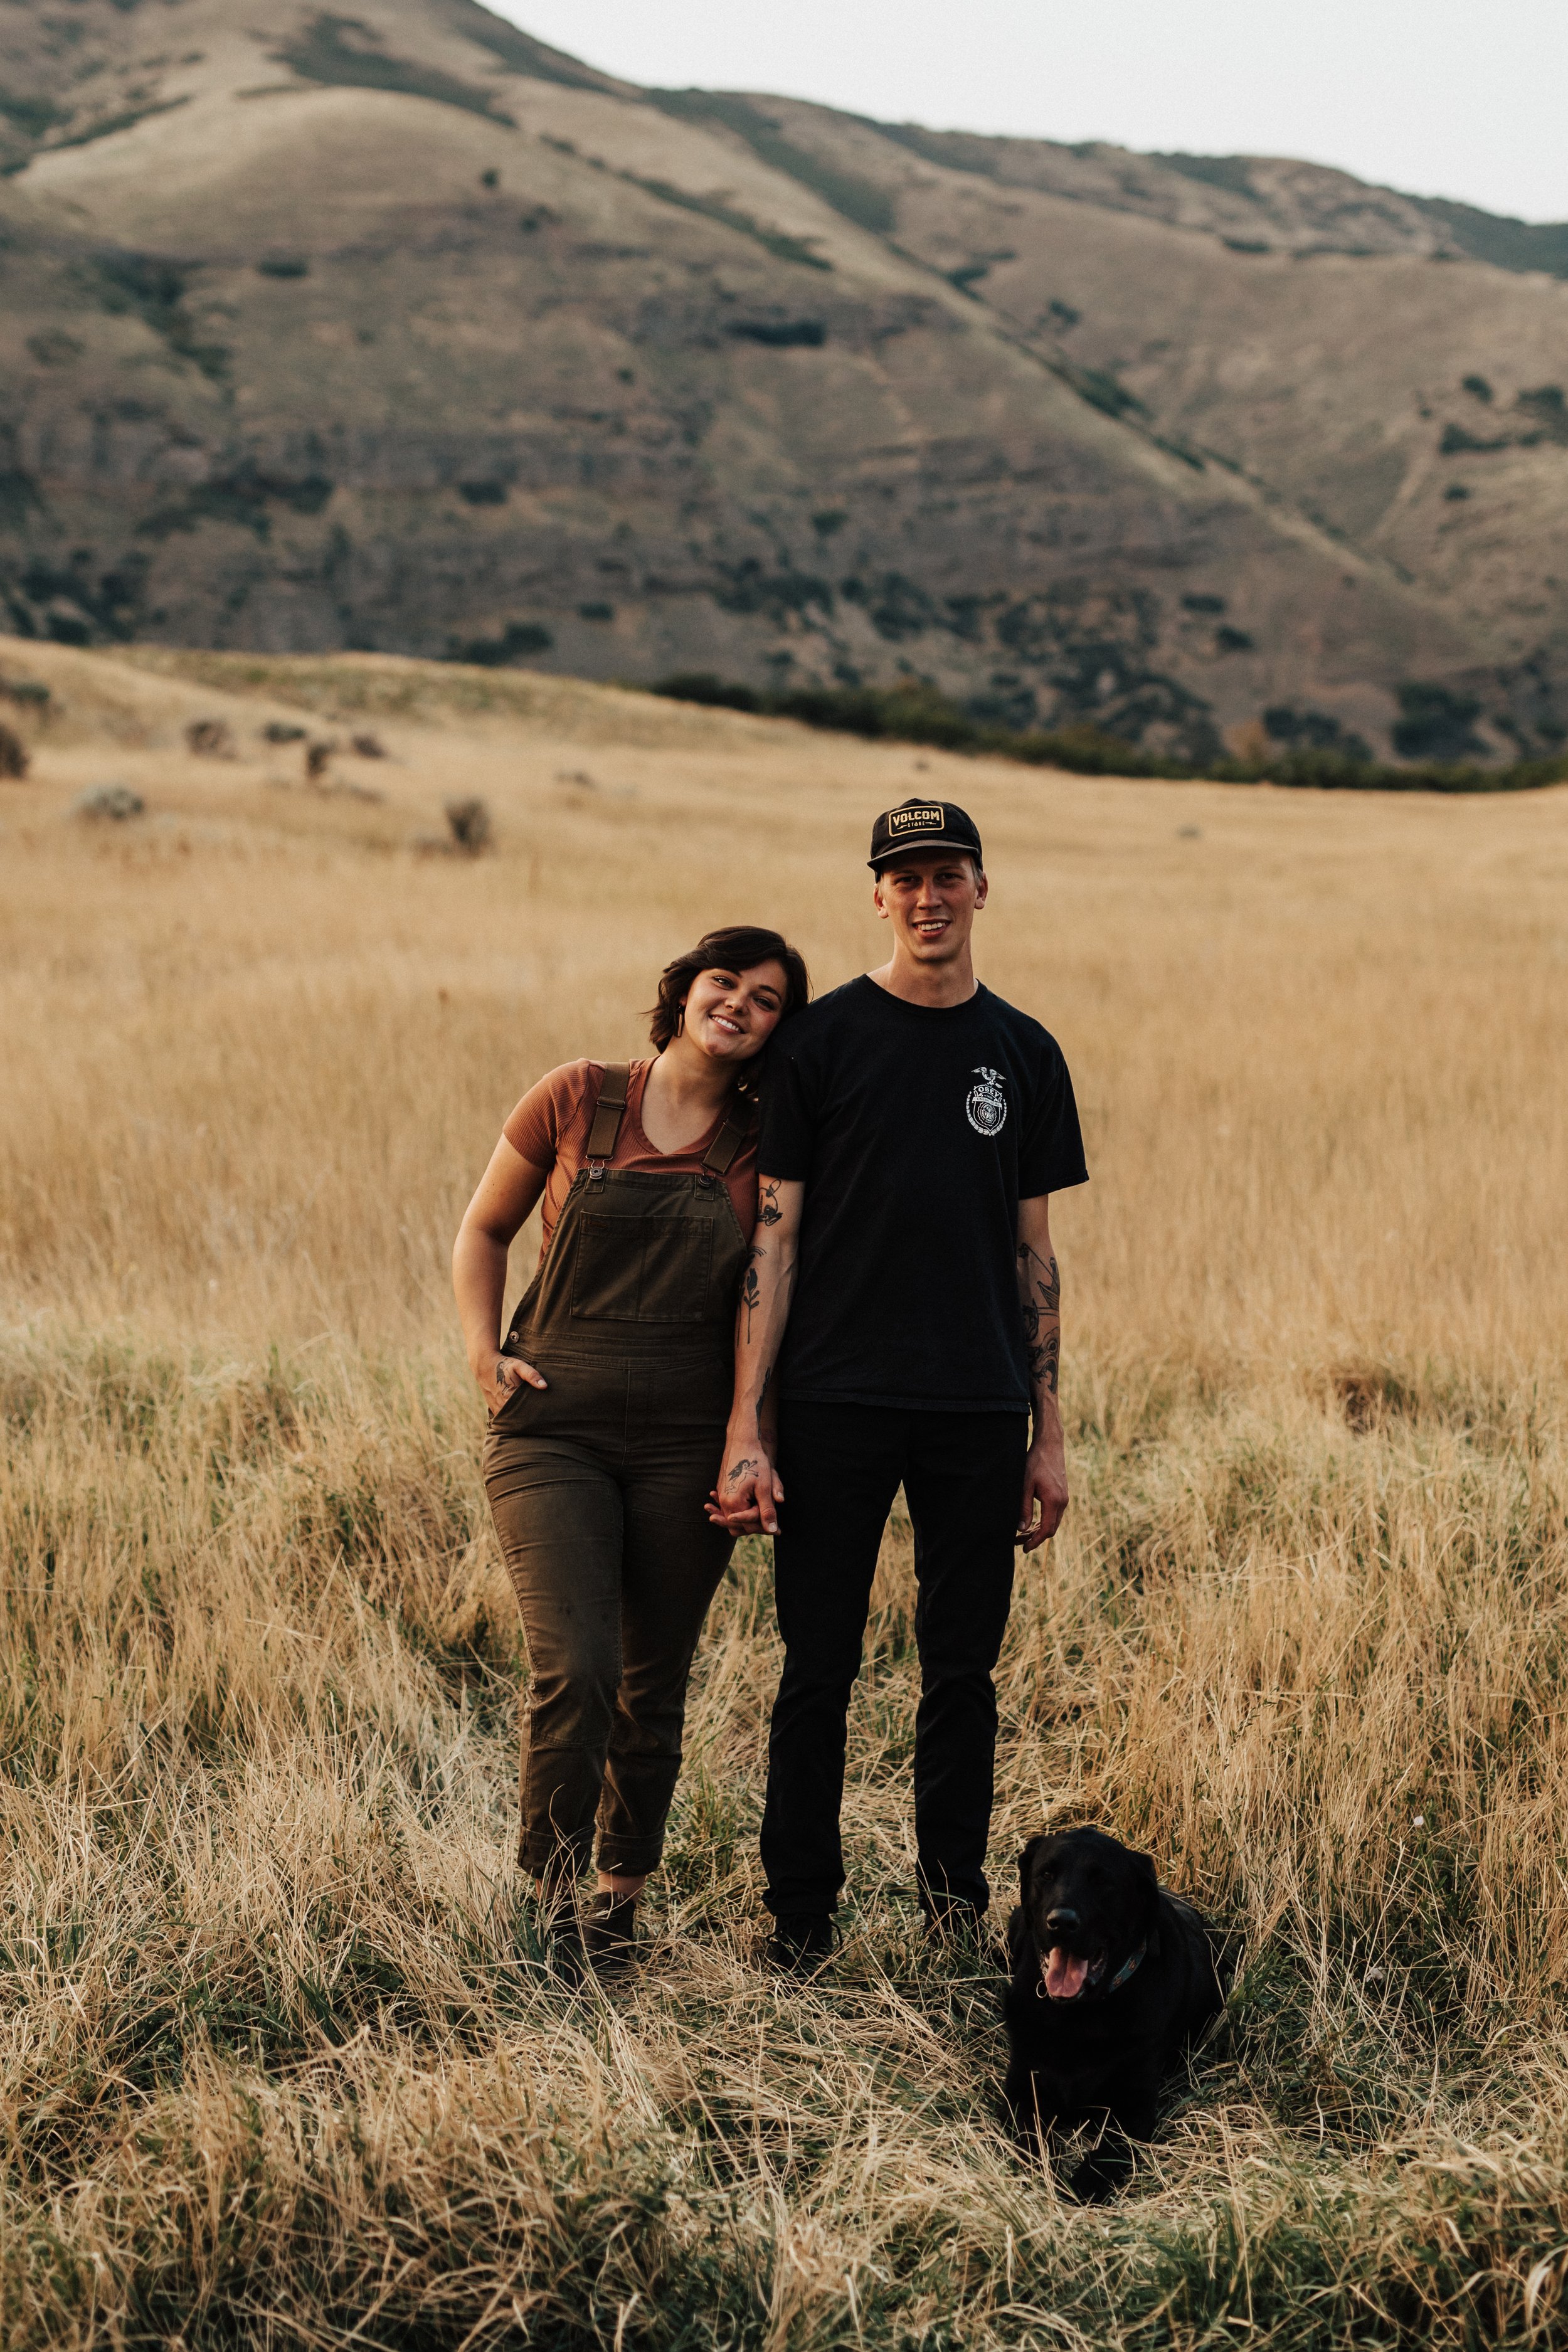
[453, 925, 810, 1976]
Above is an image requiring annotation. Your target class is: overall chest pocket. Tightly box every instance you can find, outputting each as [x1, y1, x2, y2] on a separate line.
[569, 1206, 718, 1324]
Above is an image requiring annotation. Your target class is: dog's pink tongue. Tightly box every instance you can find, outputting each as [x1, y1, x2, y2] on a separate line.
[1046, 1947, 1089, 2001]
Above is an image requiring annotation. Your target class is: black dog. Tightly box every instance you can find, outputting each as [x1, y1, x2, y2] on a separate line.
[1002, 1825, 1224, 2199]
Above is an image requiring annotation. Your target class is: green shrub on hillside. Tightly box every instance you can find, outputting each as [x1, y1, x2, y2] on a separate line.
[648, 674, 1568, 793]
[449, 622, 553, 667]
[650, 90, 897, 235]
[625, 174, 832, 271]
[274, 12, 516, 124]
[1392, 682, 1484, 761]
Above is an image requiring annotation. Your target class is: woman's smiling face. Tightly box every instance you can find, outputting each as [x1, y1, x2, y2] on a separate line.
[681, 960, 789, 1063]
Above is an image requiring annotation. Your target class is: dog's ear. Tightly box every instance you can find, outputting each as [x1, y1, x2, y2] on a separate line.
[1133, 1848, 1161, 1932]
[1016, 1835, 1047, 1905]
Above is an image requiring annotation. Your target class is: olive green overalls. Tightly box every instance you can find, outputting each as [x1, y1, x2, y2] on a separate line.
[482, 1064, 750, 1882]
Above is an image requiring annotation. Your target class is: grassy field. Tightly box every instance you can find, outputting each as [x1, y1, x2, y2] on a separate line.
[2, 636, 1567, 2347]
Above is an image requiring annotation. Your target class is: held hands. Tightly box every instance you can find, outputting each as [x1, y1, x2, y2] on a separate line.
[477, 1347, 547, 1412]
[706, 1427, 785, 1536]
[1017, 1432, 1069, 1552]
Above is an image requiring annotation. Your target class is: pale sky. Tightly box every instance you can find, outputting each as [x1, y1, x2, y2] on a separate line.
[491, 0, 1568, 225]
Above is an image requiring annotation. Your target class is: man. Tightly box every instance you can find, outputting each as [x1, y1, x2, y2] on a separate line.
[716, 797, 1088, 1965]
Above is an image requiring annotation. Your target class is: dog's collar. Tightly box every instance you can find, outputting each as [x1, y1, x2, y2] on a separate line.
[1105, 1939, 1147, 1993]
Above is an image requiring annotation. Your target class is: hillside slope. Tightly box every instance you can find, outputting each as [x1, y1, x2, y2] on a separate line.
[0, 0, 1562, 758]
[744, 99, 1568, 754]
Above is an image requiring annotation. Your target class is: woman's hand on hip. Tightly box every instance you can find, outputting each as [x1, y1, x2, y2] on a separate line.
[479, 1348, 547, 1410]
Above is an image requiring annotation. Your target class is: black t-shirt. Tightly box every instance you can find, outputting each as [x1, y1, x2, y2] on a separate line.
[759, 976, 1088, 1411]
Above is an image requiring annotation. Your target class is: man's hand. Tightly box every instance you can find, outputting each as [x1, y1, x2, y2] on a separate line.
[1017, 1428, 1068, 1550]
[708, 1427, 785, 1535]
[477, 1346, 547, 1412]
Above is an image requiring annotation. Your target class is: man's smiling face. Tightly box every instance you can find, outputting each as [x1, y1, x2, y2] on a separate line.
[872, 850, 987, 967]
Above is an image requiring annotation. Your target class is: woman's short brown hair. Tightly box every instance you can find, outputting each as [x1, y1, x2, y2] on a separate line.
[647, 926, 810, 1055]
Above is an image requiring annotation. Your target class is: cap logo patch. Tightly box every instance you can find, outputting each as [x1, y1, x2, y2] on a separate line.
[887, 803, 945, 835]
[966, 1064, 1007, 1138]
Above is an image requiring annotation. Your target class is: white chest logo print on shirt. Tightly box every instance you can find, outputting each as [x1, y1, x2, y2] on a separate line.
[966, 1065, 1007, 1136]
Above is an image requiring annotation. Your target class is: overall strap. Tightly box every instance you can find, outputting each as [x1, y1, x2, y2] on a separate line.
[701, 1095, 755, 1178]
[584, 1062, 631, 1163]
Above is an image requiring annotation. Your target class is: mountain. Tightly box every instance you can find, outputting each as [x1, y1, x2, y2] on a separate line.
[0, 1, 1564, 762]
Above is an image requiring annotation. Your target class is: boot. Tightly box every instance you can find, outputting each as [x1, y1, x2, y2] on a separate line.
[761, 1912, 834, 1974]
[583, 1890, 638, 1978]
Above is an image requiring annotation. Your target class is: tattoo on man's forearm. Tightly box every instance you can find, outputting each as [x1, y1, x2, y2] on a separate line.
[1027, 1329, 1061, 1396]
[756, 1180, 783, 1229]
[1017, 1243, 1061, 1398]
[1016, 1243, 1059, 1305]
[741, 1259, 761, 1340]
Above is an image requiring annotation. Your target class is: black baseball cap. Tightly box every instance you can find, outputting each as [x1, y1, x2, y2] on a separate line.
[867, 796, 984, 872]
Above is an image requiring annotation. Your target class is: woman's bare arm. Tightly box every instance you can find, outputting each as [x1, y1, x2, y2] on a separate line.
[453, 1137, 551, 1408]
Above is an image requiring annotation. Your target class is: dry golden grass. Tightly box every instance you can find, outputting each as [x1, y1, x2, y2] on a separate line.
[2, 636, 1567, 2346]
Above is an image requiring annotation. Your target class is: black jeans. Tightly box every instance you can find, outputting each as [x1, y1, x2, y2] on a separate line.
[761, 1401, 1027, 1920]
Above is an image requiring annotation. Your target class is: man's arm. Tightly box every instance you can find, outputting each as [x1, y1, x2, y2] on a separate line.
[711, 1175, 804, 1535]
[1015, 1193, 1067, 1552]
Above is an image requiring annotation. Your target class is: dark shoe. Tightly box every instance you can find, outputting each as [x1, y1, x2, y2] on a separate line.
[583, 1892, 638, 1978]
[1067, 2134, 1136, 2203]
[761, 1912, 834, 1973]
[541, 1909, 586, 1986]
